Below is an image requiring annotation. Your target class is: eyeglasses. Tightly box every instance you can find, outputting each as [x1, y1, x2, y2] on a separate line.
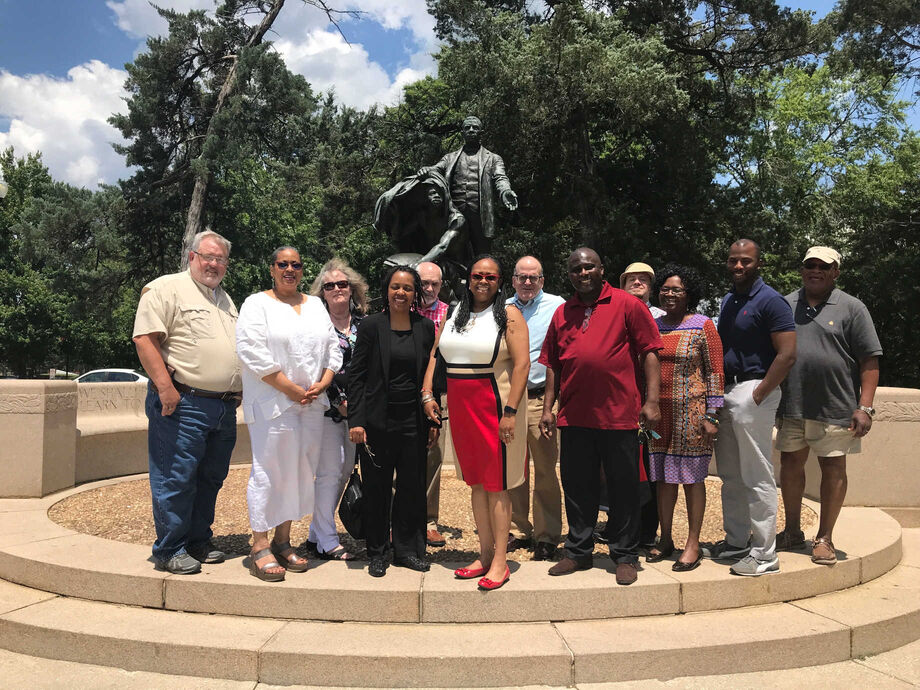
[421, 280, 442, 289]
[659, 286, 686, 295]
[322, 280, 349, 291]
[581, 306, 594, 332]
[471, 273, 499, 282]
[804, 304, 821, 320]
[275, 261, 303, 270]
[513, 274, 543, 283]
[193, 251, 229, 266]
[803, 261, 833, 271]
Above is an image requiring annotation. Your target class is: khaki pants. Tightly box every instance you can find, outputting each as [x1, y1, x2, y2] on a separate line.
[425, 430, 445, 529]
[509, 395, 562, 545]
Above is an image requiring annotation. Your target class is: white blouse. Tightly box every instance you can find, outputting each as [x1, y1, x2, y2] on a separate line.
[236, 292, 343, 424]
[438, 306, 501, 366]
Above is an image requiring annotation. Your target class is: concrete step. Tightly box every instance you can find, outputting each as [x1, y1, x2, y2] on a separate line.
[0, 551, 917, 688]
[1, 637, 919, 689]
[0, 502, 902, 623]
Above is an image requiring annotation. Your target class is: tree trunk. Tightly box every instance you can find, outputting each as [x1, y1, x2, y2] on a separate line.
[180, 0, 286, 268]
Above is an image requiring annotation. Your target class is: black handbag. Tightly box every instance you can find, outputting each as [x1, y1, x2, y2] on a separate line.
[338, 448, 365, 539]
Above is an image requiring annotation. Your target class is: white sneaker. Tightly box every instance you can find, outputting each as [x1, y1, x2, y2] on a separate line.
[730, 554, 779, 576]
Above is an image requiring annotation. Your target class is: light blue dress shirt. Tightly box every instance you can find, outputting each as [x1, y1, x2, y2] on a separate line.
[507, 289, 565, 390]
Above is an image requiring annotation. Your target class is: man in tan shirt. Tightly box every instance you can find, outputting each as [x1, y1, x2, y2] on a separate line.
[133, 230, 242, 574]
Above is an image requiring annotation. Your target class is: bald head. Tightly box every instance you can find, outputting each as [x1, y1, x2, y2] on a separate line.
[730, 239, 761, 260]
[417, 261, 443, 308]
[512, 255, 545, 302]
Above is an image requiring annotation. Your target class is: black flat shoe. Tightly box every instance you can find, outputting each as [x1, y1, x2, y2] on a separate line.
[645, 540, 675, 563]
[672, 554, 703, 572]
[393, 555, 430, 572]
[368, 557, 388, 578]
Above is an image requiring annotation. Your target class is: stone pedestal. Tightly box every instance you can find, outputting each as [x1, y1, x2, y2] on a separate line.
[0, 380, 77, 497]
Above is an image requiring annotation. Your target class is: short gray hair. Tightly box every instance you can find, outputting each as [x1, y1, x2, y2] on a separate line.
[191, 229, 232, 254]
[270, 245, 299, 264]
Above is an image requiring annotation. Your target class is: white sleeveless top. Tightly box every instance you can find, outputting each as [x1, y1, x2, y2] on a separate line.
[438, 306, 501, 366]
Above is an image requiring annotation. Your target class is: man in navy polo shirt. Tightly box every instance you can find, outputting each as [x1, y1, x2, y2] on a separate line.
[539, 247, 663, 585]
[704, 239, 796, 576]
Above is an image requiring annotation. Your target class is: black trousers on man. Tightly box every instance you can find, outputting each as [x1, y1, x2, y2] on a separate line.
[560, 427, 640, 564]
[361, 429, 427, 560]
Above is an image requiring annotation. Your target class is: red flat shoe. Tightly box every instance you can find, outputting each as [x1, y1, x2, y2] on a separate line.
[478, 566, 511, 590]
[454, 565, 488, 579]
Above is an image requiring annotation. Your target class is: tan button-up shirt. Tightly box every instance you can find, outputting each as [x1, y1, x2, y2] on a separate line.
[133, 270, 241, 392]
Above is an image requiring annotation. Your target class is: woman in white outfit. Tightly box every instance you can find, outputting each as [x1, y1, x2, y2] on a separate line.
[236, 246, 342, 581]
[306, 258, 368, 560]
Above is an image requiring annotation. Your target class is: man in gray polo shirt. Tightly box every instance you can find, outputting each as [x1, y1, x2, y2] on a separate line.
[775, 246, 882, 566]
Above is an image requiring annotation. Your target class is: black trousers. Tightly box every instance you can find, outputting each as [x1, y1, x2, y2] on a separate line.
[639, 443, 659, 545]
[361, 429, 427, 560]
[560, 427, 640, 564]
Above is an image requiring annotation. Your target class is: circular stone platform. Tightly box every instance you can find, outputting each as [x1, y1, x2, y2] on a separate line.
[46, 468, 815, 563]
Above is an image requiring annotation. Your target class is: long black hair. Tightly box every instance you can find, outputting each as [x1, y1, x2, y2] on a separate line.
[654, 263, 703, 311]
[380, 264, 424, 313]
[452, 253, 508, 334]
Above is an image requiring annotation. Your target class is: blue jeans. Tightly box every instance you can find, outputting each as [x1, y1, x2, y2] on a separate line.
[146, 386, 237, 562]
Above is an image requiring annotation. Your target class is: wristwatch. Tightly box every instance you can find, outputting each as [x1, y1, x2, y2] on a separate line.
[504, 405, 517, 415]
[857, 404, 876, 417]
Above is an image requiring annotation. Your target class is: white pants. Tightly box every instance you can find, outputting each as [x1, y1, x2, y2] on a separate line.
[308, 415, 355, 552]
[247, 403, 324, 533]
[714, 380, 781, 560]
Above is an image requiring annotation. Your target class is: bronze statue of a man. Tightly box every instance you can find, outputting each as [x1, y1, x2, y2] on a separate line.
[421, 116, 518, 254]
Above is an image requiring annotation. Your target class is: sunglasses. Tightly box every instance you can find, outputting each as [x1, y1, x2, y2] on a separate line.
[471, 273, 499, 282]
[322, 280, 350, 291]
[803, 261, 833, 271]
[275, 261, 303, 270]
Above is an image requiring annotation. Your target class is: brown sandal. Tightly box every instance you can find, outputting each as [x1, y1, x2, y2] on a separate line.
[270, 540, 309, 573]
[249, 548, 285, 582]
[811, 537, 837, 565]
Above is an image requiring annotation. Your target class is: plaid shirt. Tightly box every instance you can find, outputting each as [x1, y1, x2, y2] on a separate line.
[419, 299, 448, 333]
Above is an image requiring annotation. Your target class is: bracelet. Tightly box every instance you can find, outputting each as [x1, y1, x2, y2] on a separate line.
[421, 395, 435, 404]
[420, 388, 433, 395]
[703, 414, 720, 426]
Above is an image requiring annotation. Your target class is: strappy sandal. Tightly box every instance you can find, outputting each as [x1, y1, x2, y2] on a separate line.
[249, 548, 285, 582]
[317, 545, 355, 561]
[270, 540, 309, 573]
[811, 537, 837, 566]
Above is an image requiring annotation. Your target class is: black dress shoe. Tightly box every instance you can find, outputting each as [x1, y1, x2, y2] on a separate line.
[507, 535, 533, 552]
[533, 542, 557, 561]
[368, 557, 388, 577]
[393, 555, 430, 572]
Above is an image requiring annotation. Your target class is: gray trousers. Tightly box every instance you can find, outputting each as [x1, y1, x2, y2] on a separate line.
[714, 380, 781, 560]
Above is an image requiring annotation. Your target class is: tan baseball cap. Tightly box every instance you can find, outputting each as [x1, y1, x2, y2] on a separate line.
[619, 262, 655, 288]
[803, 246, 841, 266]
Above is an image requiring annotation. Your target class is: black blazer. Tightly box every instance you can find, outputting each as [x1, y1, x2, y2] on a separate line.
[347, 311, 436, 436]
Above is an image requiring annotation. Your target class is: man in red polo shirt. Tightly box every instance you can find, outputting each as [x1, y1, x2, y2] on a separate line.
[539, 247, 663, 584]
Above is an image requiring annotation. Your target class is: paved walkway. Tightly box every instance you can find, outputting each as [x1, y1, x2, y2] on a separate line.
[1, 638, 917, 688]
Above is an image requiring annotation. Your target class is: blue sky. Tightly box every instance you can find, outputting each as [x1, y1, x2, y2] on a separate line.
[0, 0, 914, 188]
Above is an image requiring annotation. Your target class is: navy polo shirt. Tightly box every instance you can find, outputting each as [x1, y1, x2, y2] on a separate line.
[718, 277, 795, 378]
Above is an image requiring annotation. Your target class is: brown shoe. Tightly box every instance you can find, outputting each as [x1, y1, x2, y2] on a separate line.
[548, 556, 592, 576]
[426, 529, 446, 547]
[615, 562, 638, 585]
[811, 537, 837, 565]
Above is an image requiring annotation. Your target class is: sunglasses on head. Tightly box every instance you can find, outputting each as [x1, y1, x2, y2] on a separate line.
[322, 280, 349, 291]
[471, 273, 499, 282]
[275, 261, 303, 270]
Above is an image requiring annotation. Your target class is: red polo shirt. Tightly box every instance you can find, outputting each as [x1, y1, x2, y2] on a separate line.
[539, 281, 663, 430]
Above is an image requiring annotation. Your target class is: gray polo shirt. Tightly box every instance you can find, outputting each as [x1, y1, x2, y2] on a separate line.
[779, 287, 882, 427]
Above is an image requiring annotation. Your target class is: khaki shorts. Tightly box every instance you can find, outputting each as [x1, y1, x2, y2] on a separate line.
[775, 418, 860, 458]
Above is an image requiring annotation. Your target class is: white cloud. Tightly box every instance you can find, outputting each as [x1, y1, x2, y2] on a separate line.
[108, 0, 439, 110]
[0, 61, 130, 188]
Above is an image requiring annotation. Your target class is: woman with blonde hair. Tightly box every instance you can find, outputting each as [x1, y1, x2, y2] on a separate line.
[305, 258, 368, 560]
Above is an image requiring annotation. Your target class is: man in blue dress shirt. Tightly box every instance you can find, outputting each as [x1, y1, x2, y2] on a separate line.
[506, 256, 566, 560]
